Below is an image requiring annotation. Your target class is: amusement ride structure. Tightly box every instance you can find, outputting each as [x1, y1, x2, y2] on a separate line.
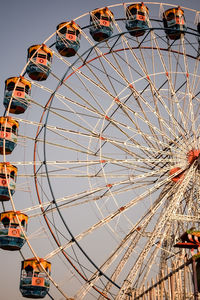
[1, 2, 200, 299]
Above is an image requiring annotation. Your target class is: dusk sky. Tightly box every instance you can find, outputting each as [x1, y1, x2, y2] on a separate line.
[0, 1, 200, 299]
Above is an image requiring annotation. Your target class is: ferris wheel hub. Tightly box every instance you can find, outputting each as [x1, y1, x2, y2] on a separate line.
[187, 149, 200, 164]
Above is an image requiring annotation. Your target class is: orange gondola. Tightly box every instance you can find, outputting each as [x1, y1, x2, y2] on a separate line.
[3, 77, 31, 114]
[0, 162, 17, 201]
[56, 21, 81, 57]
[0, 117, 19, 154]
[163, 6, 187, 40]
[20, 258, 51, 298]
[26, 44, 53, 81]
[125, 2, 149, 37]
[89, 7, 114, 42]
[0, 211, 28, 250]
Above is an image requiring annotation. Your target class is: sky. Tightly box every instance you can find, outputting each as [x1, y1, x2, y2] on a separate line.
[0, 0, 200, 300]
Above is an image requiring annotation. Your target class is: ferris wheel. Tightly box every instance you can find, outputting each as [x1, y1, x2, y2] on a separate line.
[1, 2, 200, 299]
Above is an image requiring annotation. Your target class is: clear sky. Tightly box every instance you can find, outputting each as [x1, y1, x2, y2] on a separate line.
[0, 1, 200, 299]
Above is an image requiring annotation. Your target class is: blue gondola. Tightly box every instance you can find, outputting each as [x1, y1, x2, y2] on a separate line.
[26, 44, 53, 81]
[3, 77, 31, 114]
[0, 211, 28, 251]
[0, 162, 17, 201]
[125, 2, 149, 37]
[163, 6, 187, 40]
[89, 7, 114, 42]
[56, 21, 81, 57]
[0, 117, 19, 154]
[20, 258, 51, 298]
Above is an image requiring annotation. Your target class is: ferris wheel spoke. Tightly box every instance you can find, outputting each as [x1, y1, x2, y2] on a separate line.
[29, 183, 144, 219]
[187, 42, 200, 141]
[30, 41, 191, 157]
[90, 85, 164, 158]
[134, 243, 163, 289]
[158, 39, 198, 143]
[50, 41, 195, 145]
[75, 183, 177, 298]
[51, 71, 111, 118]
[29, 166, 174, 220]
[147, 31, 191, 136]
[151, 42, 191, 137]
[184, 35, 200, 57]
[180, 37, 197, 144]
[43, 169, 180, 266]
[134, 49, 167, 145]
[19, 99, 189, 163]
[32, 123, 185, 166]
[116, 166, 195, 299]
[53, 49, 126, 93]
[18, 113, 185, 168]
[106, 27, 172, 147]
[99, 185, 180, 294]
[31, 64, 115, 121]
[31, 145, 178, 180]
[118, 92, 186, 149]
[148, 34, 190, 139]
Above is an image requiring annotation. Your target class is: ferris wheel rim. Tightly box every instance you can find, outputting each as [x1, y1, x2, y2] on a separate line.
[30, 20, 200, 298]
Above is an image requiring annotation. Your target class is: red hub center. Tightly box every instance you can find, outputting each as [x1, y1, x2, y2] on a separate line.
[187, 149, 200, 164]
